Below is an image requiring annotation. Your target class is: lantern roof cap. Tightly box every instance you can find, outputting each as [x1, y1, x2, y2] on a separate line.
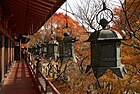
[41, 43, 47, 46]
[33, 44, 37, 48]
[48, 39, 58, 45]
[86, 29, 123, 42]
[64, 32, 70, 36]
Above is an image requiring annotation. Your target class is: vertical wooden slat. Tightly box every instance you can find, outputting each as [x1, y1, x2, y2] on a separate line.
[4, 36, 8, 74]
[12, 42, 15, 62]
[0, 33, 2, 81]
[1, 34, 5, 80]
[8, 38, 11, 68]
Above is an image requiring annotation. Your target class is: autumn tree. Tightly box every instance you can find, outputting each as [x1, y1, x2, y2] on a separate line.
[68, 0, 140, 93]
[27, 0, 140, 93]
[32, 13, 94, 93]
[113, 0, 140, 93]
[114, 0, 140, 49]
[73, 0, 140, 49]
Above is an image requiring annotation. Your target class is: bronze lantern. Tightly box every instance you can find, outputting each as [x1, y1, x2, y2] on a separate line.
[34, 44, 38, 55]
[37, 44, 41, 54]
[60, 32, 77, 63]
[85, 2, 126, 78]
[47, 37, 59, 60]
[86, 27, 126, 78]
[41, 42, 47, 55]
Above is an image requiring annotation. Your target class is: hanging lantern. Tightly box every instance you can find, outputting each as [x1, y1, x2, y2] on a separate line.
[85, 2, 126, 78]
[33, 44, 38, 55]
[30, 46, 34, 54]
[31, 46, 35, 55]
[28, 46, 32, 53]
[60, 32, 77, 62]
[32, 45, 37, 55]
[47, 37, 59, 60]
[41, 42, 47, 55]
[37, 44, 41, 54]
[59, 0, 78, 63]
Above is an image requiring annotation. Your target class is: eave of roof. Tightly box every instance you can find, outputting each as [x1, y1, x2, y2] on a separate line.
[0, 0, 66, 37]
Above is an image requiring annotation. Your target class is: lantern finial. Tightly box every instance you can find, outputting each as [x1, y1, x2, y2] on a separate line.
[96, 1, 113, 29]
[99, 18, 109, 29]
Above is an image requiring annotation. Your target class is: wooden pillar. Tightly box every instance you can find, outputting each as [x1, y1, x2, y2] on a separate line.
[36, 62, 39, 78]
[0, 33, 2, 81]
[14, 39, 21, 60]
[1, 34, 5, 80]
[4, 36, 8, 74]
[12, 42, 15, 62]
[10, 41, 13, 63]
[8, 38, 11, 68]
[20, 39, 21, 60]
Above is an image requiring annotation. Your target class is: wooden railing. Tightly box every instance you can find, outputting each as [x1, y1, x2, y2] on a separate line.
[25, 54, 60, 94]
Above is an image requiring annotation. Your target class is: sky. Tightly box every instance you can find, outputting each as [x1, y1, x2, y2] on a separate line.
[56, 0, 77, 19]
[56, 0, 121, 19]
[41, 0, 76, 30]
[57, 0, 76, 12]
[41, 0, 121, 31]
[55, 0, 121, 32]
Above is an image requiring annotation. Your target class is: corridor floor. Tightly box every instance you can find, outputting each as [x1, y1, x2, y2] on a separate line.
[0, 60, 36, 94]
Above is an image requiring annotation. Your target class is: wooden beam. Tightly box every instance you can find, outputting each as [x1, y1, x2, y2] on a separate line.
[7, 5, 46, 18]
[28, 4, 49, 15]
[7, 6, 45, 18]
[1, 0, 27, 8]
[0, 25, 14, 42]
[30, 0, 53, 8]
[2, 1, 26, 13]
[29, 1, 51, 11]
[43, 0, 57, 4]
[28, 7, 48, 17]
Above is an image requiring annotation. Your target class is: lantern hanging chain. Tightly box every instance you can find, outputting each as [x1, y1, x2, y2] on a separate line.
[50, 15, 53, 34]
[31, 21, 33, 34]
[50, 0, 53, 34]
[65, 0, 68, 28]
[102, 1, 107, 10]
[101, 0, 106, 9]
[50, 6, 53, 34]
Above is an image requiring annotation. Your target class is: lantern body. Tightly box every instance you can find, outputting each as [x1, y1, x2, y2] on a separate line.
[62, 36, 74, 59]
[47, 39, 59, 60]
[32, 46, 36, 55]
[28, 47, 32, 53]
[31, 47, 34, 54]
[86, 29, 126, 78]
[60, 32, 77, 63]
[34, 45, 38, 55]
[37, 44, 41, 54]
[91, 40, 121, 67]
[41, 43, 47, 55]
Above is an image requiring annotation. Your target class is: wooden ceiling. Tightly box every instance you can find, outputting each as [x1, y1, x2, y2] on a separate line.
[0, 0, 66, 36]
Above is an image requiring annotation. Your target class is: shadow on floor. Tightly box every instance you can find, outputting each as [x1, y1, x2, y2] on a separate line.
[0, 60, 36, 94]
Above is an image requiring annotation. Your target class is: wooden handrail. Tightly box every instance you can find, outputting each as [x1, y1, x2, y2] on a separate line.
[25, 53, 60, 94]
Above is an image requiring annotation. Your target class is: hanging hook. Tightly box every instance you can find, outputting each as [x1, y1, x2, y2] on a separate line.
[102, 2, 106, 10]
[96, 1, 113, 29]
[65, 0, 68, 27]
[62, 0, 72, 34]
[50, 16, 53, 34]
